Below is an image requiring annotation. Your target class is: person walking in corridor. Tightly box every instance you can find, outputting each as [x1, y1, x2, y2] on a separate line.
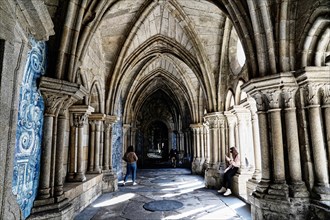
[218, 146, 240, 196]
[123, 145, 138, 185]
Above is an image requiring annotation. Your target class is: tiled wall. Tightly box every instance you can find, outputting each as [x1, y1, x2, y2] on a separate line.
[12, 38, 46, 219]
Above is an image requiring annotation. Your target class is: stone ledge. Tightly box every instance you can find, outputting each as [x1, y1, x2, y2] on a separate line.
[29, 174, 104, 219]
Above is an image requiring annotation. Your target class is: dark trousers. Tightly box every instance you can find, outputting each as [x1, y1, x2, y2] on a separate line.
[223, 167, 238, 190]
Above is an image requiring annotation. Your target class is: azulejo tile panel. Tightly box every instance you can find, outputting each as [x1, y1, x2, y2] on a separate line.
[12, 38, 46, 219]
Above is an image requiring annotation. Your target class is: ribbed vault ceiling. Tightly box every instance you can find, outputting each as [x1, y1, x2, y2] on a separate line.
[100, 0, 227, 127]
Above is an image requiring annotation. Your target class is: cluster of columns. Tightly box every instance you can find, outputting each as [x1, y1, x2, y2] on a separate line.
[241, 68, 330, 218]
[243, 72, 310, 198]
[35, 77, 119, 213]
[67, 105, 94, 182]
[36, 77, 88, 205]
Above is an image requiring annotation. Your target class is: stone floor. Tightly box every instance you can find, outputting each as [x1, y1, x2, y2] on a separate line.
[75, 168, 252, 220]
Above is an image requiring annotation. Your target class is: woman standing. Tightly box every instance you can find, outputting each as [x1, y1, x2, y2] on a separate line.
[123, 145, 138, 185]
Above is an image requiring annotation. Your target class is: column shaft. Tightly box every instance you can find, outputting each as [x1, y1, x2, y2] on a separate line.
[54, 115, 66, 196]
[258, 112, 270, 182]
[251, 113, 262, 177]
[38, 115, 54, 199]
[284, 108, 302, 183]
[67, 125, 76, 180]
[89, 123, 95, 172]
[323, 106, 330, 175]
[269, 109, 286, 183]
[103, 124, 110, 171]
[75, 125, 86, 181]
[94, 121, 101, 173]
[308, 106, 329, 185]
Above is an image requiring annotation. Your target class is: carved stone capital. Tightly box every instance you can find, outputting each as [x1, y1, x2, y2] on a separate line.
[73, 113, 88, 128]
[224, 111, 237, 127]
[59, 97, 77, 117]
[204, 112, 225, 129]
[303, 83, 322, 106]
[104, 122, 112, 132]
[104, 115, 119, 132]
[69, 105, 94, 127]
[190, 123, 203, 133]
[282, 87, 298, 108]
[242, 72, 297, 110]
[251, 92, 268, 112]
[41, 92, 68, 116]
[321, 85, 330, 106]
[295, 67, 330, 106]
[264, 89, 282, 109]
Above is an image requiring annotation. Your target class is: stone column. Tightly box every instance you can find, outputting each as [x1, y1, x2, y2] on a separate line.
[264, 89, 287, 186]
[88, 121, 95, 172]
[131, 127, 137, 149]
[232, 105, 254, 200]
[247, 99, 262, 181]
[321, 85, 330, 177]
[103, 115, 118, 172]
[233, 107, 251, 170]
[67, 123, 76, 181]
[70, 105, 94, 182]
[38, 92, 66, 199]
[54, 97, 75, 197]
[190, 124, 199, 174]
[75, 115, 86, 181]
[202, 122, 210, 171]
[123, 124, 130, 154]
[94, 121, 101, 173]
[219, 120, 226, 170]
[88, 113, 105, 174]
[283, 87, 308, 197]
[254, 93, 271, 186]
[296, 67, 330, 202]
[305, 84, 329, 188]
[103, 122, 111, 171]
[225, 112, 236, 149]
[204, 112, 225, 188]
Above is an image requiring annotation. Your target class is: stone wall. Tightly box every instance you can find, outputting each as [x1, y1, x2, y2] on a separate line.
[0, 0, 54, 218]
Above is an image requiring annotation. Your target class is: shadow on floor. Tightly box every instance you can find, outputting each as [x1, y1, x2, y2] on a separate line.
[75, 168, 252, 220]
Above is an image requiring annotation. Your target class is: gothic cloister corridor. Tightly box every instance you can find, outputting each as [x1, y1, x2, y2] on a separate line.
[0, 0, 329, 219]
[75, 168, 251, 220]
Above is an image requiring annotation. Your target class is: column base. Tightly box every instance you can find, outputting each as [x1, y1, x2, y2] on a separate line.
[204, 167, 220, 189]
[202, 160, 209, 174]
[74, 172, 86, 182]
[30, 197, 73, 220]
[253, 180, 270, 198]
[37, 188, 51, 199]
[66, 173, 75, 182]
[102, 171, 118, 193]
[265, 183, 289, 199]
[312, 185, 330, 201]
[250, 193, 310, 220]
[289, 182, 309, 198]
[192, 158, 204, 175]
[54, 185, 64, 197]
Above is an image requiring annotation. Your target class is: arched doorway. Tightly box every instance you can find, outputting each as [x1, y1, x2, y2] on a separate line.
[140, 120, 169, 168]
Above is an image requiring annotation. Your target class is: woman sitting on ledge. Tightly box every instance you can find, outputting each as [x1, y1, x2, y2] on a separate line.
[218, 146, 240, 196]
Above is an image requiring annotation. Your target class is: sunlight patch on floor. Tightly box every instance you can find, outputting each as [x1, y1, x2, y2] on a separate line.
[93, 193, 135, 207]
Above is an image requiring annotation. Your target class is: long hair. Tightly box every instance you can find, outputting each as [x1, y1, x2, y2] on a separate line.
[127, 145, 134, 153]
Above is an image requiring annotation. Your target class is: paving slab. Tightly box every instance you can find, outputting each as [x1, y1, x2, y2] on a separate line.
[75, 168, 252, 220]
